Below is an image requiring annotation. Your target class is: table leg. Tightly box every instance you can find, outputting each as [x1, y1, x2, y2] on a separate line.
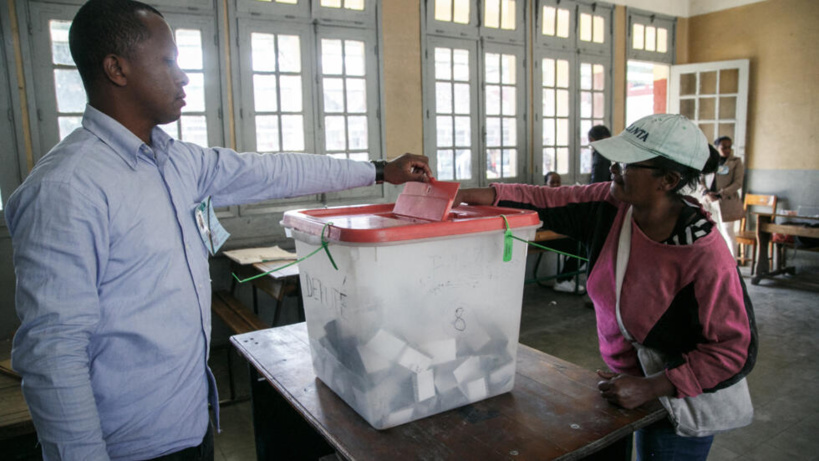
[752, 215, 772, 285]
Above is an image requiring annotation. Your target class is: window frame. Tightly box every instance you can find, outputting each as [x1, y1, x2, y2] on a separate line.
[0, 3, 23, 223]
[627, 8, 675, 65]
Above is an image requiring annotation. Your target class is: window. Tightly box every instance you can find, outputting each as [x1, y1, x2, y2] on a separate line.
[533, 0, 612, 184]
[626, 10, 674, 126]
[423, 0, 526, 187]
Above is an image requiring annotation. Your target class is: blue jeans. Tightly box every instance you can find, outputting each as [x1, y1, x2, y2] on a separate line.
[635, 419, 714, 461]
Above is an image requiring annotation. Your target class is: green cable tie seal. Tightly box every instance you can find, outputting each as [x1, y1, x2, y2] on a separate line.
[501, 214, 513, 262]
[231, 222, 338, 284]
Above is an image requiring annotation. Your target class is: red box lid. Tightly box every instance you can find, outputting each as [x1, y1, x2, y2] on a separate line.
[282, 204, 540, 243]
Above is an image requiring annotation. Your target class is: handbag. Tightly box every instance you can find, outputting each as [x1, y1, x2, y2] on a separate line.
[613, 207, 754, 437]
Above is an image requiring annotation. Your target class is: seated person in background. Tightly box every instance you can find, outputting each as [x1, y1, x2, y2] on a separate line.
[456, 114, 756, 461]
[543, 171, 586, 294]
[588, 125, 613, 184]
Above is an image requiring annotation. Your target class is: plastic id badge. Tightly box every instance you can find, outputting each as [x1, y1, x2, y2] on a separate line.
[195, 197, 230, 255]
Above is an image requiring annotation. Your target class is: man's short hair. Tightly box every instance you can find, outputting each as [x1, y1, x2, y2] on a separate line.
[69, 0, 163, 89]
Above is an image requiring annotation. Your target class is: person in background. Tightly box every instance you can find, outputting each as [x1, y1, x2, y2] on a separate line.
[699, 136, 745, 258]
[4, 1, 431, 459]
[588, 125, 613, 184]
[542, 171, 585, 294]
[456, 115, 756, 461]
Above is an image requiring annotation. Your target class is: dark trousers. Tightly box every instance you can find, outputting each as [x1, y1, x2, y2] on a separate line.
[147, 424, 214, 461]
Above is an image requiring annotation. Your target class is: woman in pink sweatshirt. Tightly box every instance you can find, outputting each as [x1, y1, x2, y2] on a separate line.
[457, 114, 757, 461]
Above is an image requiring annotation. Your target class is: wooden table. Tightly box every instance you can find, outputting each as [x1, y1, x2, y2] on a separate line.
[224, 247, 303, 325]
[0, 342, 35, 441]
[231, 323, 665, 461]
[528, 230, 584, 291]
[753, 214, 819, 285]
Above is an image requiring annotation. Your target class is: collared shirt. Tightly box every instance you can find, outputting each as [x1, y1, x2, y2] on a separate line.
[5, 105, 375, 460]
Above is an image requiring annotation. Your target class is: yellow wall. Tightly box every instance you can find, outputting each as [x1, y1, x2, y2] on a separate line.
[382, 0, 424, 160]
[679, 0, 819, 171]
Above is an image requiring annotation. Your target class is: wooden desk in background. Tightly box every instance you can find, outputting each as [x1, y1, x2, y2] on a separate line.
[0, 343, 35, 443]
[528, 229, 584, 290]
[231, 323, 665, 461]
[224, 247, 303, 325]
[753, 214, 819, 285]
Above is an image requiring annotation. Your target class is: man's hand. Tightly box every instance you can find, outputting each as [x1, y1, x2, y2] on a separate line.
[383, 153, 433, 184]
[596, 370, 676, 410]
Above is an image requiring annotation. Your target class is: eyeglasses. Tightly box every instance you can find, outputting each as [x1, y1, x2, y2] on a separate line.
[614, 162, 663, 172]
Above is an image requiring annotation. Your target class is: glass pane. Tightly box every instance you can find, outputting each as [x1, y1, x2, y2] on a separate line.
[542, 58, 555, 87]
[698, 97, 716, 120]
[645, 26, 656, 52]
[580, 147, 592, 173]
[323, 77, 344, 113]
[54, 69, 86, 113]
[437, 149, 453, 180]
[348, 116, 368, 150]
[556, 9, 570, 38]
[437, 115, 453, 147]
[485, 85, 500, 116]
[322, 0, 342, 6]
[698, 123, 715, 140]
[501, 54, 515, 84]
[454, 83, 470, 114]
[256, 115, 280, 152]
[501, 86, 515, 116]
[184, 72, 206, 112]
[680, 99, 695, 119]
[435, 0, 452, 22]
[556, 60, 569, 88]
[580, 120, 591, 145]
[557, 147, 569, 174]
[346, 78, 367, 113]
[580, 91, 592, 118]
[322, 39, 343, 75]
[593, 64, 605, 90]
[484, 0, 500, 29]
[633, 24, 644, 50]
[435, 48, 452, 80]
[657, 28, 668, 53]
[593, 92, 605, 118]
[680, 73, 697, 96]
[252, 34, 276, 72]
[176, 29, 203, 70]
[719, 96, 737, 119]
[345, 40, 366, 77]
[325, 116, 346, 150]
[502, 117, 516, 145]
[453, 50, 470, 81]
[720, 69, 739, 93]
[454, 116, 470, 146]
[180, 115, 208, 145]
[542, 6, 556, 36]
[344, 0, 365, 10]
[542, 118, 555, 145]
[556, 118, 568, 145]
[579, 13, 591, 42]
[580, 63, 592, 90]
[593, 16, 605, 44]
[556, 89, 569, 117]
[718, 123, 735, 141]
[455, 149, 471, 180]
[543, 147, 555, 174]
[349, 152, 368, 162]
[542, 89, 555, 117]
[279, 75, 303, 112]
[278, 35, 301, 73]
[50, 20, 74, 66]
[485, 53, 500, 84]
[700, 71, 717, 95]
[58, 116, 82, 140]
[486, 117, 500, 146]
[500, 0, 516, 30]
[453, 0, 470, 24]
[502, 148, 516, 177]
[486, 148, 500, 178]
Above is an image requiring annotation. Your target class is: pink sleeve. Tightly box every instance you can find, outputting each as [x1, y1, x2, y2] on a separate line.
[666, 256, 753, 398]
[492, 182, 614, 208]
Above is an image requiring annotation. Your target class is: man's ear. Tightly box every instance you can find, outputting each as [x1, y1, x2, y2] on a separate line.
[102, 54, 128, 87]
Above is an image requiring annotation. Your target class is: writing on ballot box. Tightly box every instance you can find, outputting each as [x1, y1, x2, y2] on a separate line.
[282, 203, 540, 429]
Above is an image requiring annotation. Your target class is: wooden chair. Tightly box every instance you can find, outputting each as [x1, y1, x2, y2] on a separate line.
[736, 194, 777, 275]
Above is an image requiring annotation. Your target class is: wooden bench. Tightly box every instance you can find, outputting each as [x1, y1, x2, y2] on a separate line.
[211, 291, 267, 405]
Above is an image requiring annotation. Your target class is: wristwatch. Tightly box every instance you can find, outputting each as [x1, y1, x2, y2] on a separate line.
[371, 159, 387, 183]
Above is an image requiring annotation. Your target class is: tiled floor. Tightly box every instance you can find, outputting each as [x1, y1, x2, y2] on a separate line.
[212, 255, 819, 461]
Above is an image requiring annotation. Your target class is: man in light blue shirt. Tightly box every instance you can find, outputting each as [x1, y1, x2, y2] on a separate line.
[4, 0, 431, 459]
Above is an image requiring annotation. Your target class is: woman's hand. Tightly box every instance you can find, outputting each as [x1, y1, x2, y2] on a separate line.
[454, 187, 496, 206]
[596, 370, 676, 409]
